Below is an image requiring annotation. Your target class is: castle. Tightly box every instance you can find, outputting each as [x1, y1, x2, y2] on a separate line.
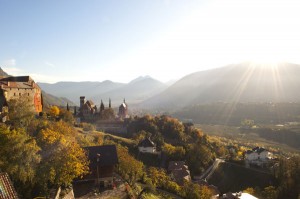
[0, 75, 43, 121]
[78, 96, 128, 121]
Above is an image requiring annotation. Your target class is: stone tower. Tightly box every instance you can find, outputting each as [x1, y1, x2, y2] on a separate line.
[80, 96, 85, 110]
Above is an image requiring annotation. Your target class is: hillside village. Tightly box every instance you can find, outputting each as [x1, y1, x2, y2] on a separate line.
[0, 72, 299, 199]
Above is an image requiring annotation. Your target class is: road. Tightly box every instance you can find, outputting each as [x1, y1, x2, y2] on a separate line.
[198, 158, 224, 180]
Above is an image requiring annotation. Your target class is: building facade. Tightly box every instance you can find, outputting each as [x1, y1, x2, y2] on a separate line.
[138, 137, 156, 153]
[0, 76, 43, 121]
[245, 147, 273, 166]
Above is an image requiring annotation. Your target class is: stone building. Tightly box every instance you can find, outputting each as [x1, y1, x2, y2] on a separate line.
[0, 76, 43, 121]
[118, 99, 128, 119]
[79, 96, 97, 120]
[78, 96, 129, 121]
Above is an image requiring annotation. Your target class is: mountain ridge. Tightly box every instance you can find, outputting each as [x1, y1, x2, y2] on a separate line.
[142, 62, 300, 110]
[38, 76, 167, 105]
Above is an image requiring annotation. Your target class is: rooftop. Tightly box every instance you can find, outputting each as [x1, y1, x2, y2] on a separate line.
[84, 145, 118, 167]
[138, 137, 155, 147]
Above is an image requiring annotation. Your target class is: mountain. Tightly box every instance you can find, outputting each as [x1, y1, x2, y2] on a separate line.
[38, 76, 167, 106]
[42, 91, 76, 107]
[0, 67, 9, 76]
[92, 76, 167, 105]
[142, 62, 300, 110]
[38, 81, 125, 105]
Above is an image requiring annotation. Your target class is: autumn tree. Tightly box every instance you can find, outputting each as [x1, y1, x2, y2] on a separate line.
[186, 143, 214, 175]
[36, 128, 89, 192]
[158, 116, 186, 142]
[100, 108, 115, 120]
[163, 143, 186, 161]
[0, 125, 41, 198]
[59, 108, 74, 124]
[49, 105, 60, 118]
[182, 181, 214, 199]
[7, 96, 36, 128]
[262, 186, 278, 199]
[116, 145, 144, 186]
[276, 156, 300, 198]
[147, 167, 181, 195]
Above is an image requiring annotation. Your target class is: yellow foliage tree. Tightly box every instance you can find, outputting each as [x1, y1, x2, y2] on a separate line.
[36, 128, 89, 187]
[49, 106, 60, 118]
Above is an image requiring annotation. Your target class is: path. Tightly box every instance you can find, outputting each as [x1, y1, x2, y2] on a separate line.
[198, 158, 224, 180]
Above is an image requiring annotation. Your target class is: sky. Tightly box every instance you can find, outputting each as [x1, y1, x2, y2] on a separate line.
[1, 0, 300, 83]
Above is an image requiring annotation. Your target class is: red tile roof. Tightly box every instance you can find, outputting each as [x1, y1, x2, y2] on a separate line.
[0, 173, 19, 199]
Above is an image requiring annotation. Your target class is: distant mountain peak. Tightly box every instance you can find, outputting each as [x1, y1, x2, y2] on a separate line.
[129, 75, 153, 84]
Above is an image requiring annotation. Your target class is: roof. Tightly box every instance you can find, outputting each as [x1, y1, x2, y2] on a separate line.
[168, 161, 186, 171]
[86, 100, 95, 107]
[171, 168, 191, 185]
[138, 137, 155, 147]
[246, 147, 267, 155]
[84, 145, 118, 167]
[0, 172, 19, 199]
[0, 76, 32, 82]
[0, 76, 39, 90]
[119, 102, 127, 108]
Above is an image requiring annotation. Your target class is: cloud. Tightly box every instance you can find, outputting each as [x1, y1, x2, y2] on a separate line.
[30, 73, 61, 83]
[45, 61, 56, 68]
[2, 59, 16, 67]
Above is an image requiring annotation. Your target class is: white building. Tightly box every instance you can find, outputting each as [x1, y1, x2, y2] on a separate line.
[245, 147, 273, 166]
[138, 137, 156, 153]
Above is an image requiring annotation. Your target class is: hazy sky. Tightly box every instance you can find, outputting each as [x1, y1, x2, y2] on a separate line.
[1, 0, 300, 83]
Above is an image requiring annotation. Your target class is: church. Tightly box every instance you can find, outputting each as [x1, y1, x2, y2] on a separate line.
[78, 96, 128, 121]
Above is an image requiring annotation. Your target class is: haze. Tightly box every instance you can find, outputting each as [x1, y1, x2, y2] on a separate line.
[1, 0, 300, 83]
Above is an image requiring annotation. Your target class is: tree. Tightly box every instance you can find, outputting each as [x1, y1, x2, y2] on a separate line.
[0, 125, 41, 198]
[243, 187, 256, 195]
[186, 143, 214, 175]
[7, 96, 35, 128]
[116, 145, 144, 186]
[49, 106, 60, 118]
[262, 186, 278, 199]
[163, 143, 186, 161]
[0, 125, 41, 183]
[182, 181, 214, 199]
[100, 108, 115, 120]
[36, 128, 89, 189]
[59, 108, 74, 124]
[241, 119, 254, 129]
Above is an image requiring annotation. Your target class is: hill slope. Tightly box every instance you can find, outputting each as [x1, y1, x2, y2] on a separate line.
[208, 162, 274, 193]
[142, 62, 300, 110]
[42, 91, 76, 107]
[0, 67, 9, 76]
[39, 76, 167, 106]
